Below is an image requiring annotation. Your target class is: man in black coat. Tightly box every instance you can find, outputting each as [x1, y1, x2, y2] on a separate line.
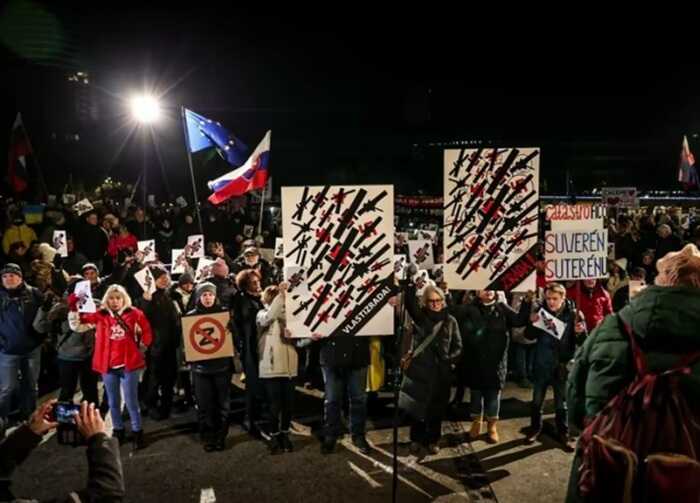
[231, 269, 265, 436]
[76, 211, 109, 271]
[140, 266, 180, 420]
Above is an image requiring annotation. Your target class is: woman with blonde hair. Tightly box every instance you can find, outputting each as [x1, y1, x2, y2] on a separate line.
[399, 283, 462, 455]
[68, 284, 152, 449]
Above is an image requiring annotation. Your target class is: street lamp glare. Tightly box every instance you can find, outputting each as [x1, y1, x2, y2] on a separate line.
[130, 95, 161, 124]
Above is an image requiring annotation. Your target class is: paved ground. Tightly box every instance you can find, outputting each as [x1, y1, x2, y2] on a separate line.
[9, 382, 574, 502]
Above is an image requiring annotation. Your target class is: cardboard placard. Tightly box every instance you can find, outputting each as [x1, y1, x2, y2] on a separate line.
[171, 249, 188, 275]
[53, 230, 68, 258]
[195, 257, 215, 283]
[181, 312, 234, 362]
[74, 280, 97, 313]
[134, 267, 156, 296]
[187, 234, 205, 258]
[138, 240, 156, 263]
[534, 307, 566, 340]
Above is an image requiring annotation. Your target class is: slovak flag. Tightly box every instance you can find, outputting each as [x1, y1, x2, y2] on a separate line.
[207, 130, 271, 205]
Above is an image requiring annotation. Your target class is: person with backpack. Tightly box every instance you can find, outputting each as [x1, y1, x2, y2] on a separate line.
[524, 282, 586, 449]
[565, 244, 700, 503]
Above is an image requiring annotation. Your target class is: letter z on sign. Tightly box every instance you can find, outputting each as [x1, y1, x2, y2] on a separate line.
[190, 317, 226, 355]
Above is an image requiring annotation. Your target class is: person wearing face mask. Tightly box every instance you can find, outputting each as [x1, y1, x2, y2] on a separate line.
[451, 290, 532, 443]
[2, 213, 37, 256]
[189, 282, 234, 452]
[399, 284, 462, 455]
[68, 284, 153, 449]
[524, 282, 586, 449]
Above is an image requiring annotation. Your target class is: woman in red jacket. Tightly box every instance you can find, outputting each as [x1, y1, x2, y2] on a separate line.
[68, 284, 152, 448]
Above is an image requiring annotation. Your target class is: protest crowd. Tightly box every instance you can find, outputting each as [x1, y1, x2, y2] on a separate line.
[0, 184, 699, 502]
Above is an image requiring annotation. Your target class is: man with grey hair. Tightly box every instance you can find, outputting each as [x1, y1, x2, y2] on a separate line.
[656, 223, 682, 262]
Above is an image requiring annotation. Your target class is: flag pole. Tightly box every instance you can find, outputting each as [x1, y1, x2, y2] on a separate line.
[257, 182, 266, 236]
[17, 113, 49, 201]
[180, 106, 205, 235]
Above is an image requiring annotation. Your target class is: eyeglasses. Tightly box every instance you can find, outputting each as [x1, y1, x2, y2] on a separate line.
[427, 298, 444, 304]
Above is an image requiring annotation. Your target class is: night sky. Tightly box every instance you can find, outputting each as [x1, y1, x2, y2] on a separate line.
[2, 3, 697, 199]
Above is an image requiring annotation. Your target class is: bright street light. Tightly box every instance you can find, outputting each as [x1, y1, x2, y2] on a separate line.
[130, 94, 161, 124]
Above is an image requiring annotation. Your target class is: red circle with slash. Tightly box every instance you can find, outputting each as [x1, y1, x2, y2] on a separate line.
[189, 317, 226, 355]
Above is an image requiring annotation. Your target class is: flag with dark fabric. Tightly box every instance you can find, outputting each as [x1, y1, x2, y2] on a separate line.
[7, 113, 29, 193]
[678, 135, 698, 189]
[184, 108, 248, 167]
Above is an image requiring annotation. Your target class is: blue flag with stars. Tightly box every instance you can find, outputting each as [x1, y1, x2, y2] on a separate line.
[184, 108, 248, 167]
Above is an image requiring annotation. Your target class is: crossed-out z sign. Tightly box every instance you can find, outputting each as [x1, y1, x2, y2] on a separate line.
[181, 312, 234, 362]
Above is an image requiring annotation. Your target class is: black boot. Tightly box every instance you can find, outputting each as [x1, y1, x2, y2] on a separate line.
[132, 430, 145, 450]
[280, 432, 293, 453]
[112, 428, 126, 444]
[268, 434, 283, 455]
[214, 425, 228, 452]
[320, 436, 336, 455]
[352, 435, 371, 454]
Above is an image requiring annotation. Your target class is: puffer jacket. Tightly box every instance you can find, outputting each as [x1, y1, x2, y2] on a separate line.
[567, 285, 700, 431]
[69, 302, 152, 374]
[0, 283, 46, 355]
[256, 293, 297, 378]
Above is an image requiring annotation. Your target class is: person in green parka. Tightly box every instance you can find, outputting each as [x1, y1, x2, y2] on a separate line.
[565, 243, 700, 503]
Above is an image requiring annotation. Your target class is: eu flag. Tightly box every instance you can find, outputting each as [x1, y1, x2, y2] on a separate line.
[184, 108, 248, 167]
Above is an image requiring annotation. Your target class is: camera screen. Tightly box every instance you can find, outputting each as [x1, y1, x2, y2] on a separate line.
[55, 403, 80, 424]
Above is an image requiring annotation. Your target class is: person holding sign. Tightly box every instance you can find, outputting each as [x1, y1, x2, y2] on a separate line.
[451, 290, 532, 444]
[67, 285, 152, 449]
[256, 282, 298, 454]
[232, 269, 265, 438]
[399, 284, 462, 456]
[187, 282, 234, 452]
[524, 283, 586, 449]
[140, 266, 180, 421]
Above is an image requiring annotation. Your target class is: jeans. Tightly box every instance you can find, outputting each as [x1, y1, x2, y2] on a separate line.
[263, 378, 295, 435]
[531, 374, 567, 435]
[58, 358, 98, 405]
[103, 367, 142, 431]
[0, 347, 42, 419]
[321, 366, 368, 438]
[470, 388, 502, 419]
[193, 371, 231, 436]
[512, 343, 534, 381]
